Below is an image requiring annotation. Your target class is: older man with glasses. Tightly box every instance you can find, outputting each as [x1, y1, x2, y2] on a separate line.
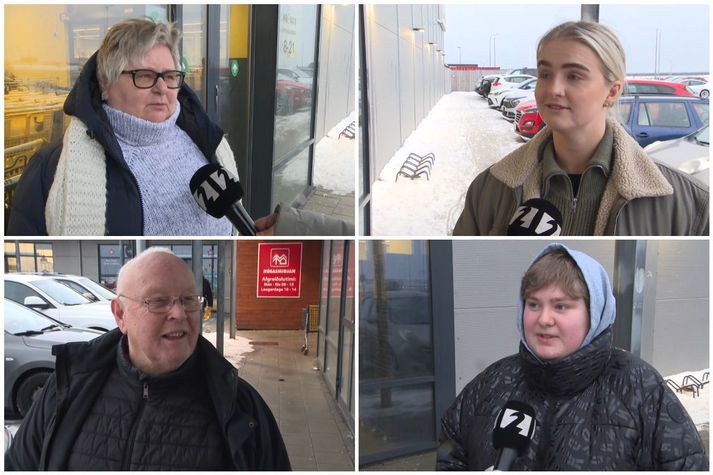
[6, 247, 291, 471]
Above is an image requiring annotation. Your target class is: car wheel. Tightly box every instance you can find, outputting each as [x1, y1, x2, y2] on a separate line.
[16, 371, 52, 417]
[700, 89, 709, 99]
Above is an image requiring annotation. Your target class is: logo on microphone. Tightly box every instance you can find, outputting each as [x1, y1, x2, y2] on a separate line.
[192, 168, 239, 211]
[498, 408, 535, 436]
[509, 204, 561, 236]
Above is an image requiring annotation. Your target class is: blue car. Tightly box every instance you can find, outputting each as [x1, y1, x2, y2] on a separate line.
[616, 95, 709, 147]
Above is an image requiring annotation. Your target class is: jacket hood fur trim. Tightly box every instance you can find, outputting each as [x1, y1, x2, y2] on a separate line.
[489, 118, 674, 234]
[45, 117, 238, 236]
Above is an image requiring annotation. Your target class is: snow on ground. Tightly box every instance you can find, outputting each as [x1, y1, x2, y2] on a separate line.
[313, 111, 356, 195]
[203, 331, 254, 369]
[664, 368, 709, 428]
[371, 91, 525, 235]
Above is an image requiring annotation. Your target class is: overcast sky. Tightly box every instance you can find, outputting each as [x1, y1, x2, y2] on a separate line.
[444, 4, 709, 74]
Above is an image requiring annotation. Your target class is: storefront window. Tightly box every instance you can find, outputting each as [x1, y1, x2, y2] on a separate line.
[272, 4, 318, 207]
[359, 240, 436, 462]
[98, 242, 134, 288]
[4, 241, 54, 273]
[339, 242, 355, 417]
[272, 147, 310, 212]
[4, 5, 168, 208]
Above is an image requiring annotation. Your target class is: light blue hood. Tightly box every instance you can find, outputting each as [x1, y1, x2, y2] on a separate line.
[516, 243, 616, 358]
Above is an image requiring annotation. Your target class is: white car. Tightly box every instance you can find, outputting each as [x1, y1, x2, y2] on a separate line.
[487, 76, 537, 108]
[645, 125, 709, 185]
[673, 77, 710, 99]
[47, 273, 116, 303]
[492, 78, 537, 113]
[4, 273, 117, 331]
[501, 91, 536, 121]
[488, 74, 536, 99]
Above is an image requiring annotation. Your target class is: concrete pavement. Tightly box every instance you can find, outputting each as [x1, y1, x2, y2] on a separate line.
[303, 185, 355, 227]
[206, 328, 355, 471]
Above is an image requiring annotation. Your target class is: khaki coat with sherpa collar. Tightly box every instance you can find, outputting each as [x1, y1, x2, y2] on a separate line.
[452, 118, 709, 236]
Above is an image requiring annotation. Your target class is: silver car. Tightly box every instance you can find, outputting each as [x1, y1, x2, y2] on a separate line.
[645, 125, 709, 185]
[4, 299, 102, 417]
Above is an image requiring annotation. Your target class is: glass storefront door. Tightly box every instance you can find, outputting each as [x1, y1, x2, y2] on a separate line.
[271, 4, 319, 208]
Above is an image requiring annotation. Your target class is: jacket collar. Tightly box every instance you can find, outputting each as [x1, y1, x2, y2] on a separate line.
[490, 117, 673, 200]
[519, 327, 613, 397]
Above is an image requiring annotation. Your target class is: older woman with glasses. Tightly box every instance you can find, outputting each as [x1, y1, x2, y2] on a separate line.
[7, 18, 239, 235]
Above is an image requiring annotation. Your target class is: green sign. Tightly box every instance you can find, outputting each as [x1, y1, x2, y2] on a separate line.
[230, 59, 240, 78]
[180, 57, 189, 73]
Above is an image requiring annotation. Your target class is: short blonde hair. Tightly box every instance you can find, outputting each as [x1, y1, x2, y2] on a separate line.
[537, 21, 626, 89]
[97, 18, 181, 86]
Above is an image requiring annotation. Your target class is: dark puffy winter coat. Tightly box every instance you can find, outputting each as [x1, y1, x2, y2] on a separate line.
[437, 329, 708, 470]
[7, 52, 226, 235]
[5, 329, 291, 471]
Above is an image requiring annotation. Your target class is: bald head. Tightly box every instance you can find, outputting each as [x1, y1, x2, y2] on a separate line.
[116, 247, 195, 296]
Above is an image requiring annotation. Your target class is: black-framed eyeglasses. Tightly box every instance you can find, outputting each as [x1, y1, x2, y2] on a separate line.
[121, 69, 185, 89]
[118, 294, 204, 313]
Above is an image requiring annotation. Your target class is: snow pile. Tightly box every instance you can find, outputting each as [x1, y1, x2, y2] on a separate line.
[664, 368, 709, 428]
[203, 331, 254, 369]
[371, 92, 524, 235]
[313, 110, 356, 195]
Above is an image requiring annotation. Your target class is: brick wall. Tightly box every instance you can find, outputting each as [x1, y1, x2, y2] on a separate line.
[235, 240, 323, 329]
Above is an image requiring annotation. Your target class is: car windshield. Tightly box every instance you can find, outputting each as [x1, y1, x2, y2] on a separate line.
[692, 126, 709, 145]
[31, 279, 92, 305]
[76, 277, 116, 300]
[5, 299, 61, 334]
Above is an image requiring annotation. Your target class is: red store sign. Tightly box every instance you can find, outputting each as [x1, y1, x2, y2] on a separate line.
[257, 243, 303, 298]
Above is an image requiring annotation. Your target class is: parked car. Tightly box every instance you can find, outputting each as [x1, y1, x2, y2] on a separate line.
[359, 290, 433, 378]
[488, 74, 536, 97]
[4, 273, 117, 331]
[615, 95, 709, 147]
[275, 74, 311, 115]
[475, 75, 499, 97]
[645, 125, 709, 185]
[5, 298, 102, 417]
[49, 273, 116, 303]
[276, 67, 313, 86]
[488, 78, 537, 109]
[514, 99, 544, 140]
[624, 79, 694, 97]
[501, 91, 536, 121]
[680, 79, 711, 99]
[507, 67, 537, 77]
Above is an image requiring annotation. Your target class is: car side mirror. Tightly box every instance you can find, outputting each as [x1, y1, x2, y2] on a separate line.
[23, 295, 50, 310]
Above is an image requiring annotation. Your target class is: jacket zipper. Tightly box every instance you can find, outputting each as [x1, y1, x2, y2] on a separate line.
[121, 382, 149, 470]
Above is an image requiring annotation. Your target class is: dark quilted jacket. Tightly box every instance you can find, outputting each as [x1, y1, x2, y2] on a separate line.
[437, 329, 708, 470]
[5, 329, 291, 471]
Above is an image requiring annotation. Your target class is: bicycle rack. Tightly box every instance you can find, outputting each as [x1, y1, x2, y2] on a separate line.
[338, 121, 355, 140]
[682, 374, 709, 389]
[665, 378, 700, 398]
[396, 152, 436, 181]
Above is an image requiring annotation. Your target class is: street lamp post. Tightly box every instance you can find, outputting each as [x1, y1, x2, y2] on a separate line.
[489, 34, 498, 68]
[458, 46, 462, 64]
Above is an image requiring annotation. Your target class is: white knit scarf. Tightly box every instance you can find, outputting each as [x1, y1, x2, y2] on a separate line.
[45, 116, 239, 235]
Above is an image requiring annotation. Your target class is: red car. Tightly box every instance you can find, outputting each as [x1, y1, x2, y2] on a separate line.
[514, 99, 544, 141]
[624, 79, 694, 97]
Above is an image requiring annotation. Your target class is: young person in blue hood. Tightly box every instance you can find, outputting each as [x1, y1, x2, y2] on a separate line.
[437, 243, 708, 470]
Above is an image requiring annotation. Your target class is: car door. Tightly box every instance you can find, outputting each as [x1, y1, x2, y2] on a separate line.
[631, 99, 697, 147]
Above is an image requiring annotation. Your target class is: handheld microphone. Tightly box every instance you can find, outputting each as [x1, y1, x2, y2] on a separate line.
[507, 198, 562, 236]
[190, 164, 257, 236]
[492, 401, 536, 471]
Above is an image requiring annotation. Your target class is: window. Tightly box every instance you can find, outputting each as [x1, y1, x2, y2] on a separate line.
[692, 102, 709, 124]
[5, 5, 168, 208]
[5, 281, 49, 307]
[98, 243, 134, 289]
[616, 101, 633, 124]
[4, 241, 53, 272]
[641, 102, 691, 127]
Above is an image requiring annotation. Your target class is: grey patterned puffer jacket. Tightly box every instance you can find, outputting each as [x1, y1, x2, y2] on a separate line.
[437, 328, 708, 470]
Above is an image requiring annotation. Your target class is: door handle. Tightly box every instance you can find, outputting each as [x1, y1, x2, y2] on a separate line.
[215, 84, 219, 113]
